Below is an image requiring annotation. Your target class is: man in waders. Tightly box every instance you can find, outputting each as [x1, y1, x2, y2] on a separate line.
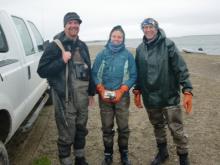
[133, 18, 192, 165]
[37, 12, 95, 165]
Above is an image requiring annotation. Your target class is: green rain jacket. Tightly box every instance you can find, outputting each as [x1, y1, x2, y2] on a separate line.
[135, 28, 193, 108]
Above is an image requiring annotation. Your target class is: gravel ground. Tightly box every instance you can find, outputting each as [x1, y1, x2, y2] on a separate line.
[7, 46, 220, 165]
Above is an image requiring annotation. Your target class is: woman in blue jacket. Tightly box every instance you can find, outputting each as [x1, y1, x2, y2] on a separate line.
[92, 25, 137, 165]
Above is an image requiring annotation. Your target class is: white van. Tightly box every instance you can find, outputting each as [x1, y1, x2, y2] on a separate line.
[0, 10, 49, 164]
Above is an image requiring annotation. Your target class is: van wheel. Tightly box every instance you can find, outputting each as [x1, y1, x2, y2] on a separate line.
[0, 141, 9, 165]
[46, 89, 53, 105]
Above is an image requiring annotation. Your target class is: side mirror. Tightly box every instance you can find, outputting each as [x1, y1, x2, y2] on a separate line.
[37, 45, 44, 51]
[37, 40, 49, 51]
[43, 40, 49, 50]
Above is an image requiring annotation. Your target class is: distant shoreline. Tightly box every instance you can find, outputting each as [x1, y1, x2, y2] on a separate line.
[88, 45, 220, 59]
[87, 34, 220, 56]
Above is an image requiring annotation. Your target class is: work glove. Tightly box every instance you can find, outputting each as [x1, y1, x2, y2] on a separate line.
[112, 85, 129, 104]
[96, 84, 111, 103]
[183, 92, 193, 114]
[132, 89, 143, 108]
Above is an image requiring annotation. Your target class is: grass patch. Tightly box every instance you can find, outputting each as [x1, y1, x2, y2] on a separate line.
[32, 156, 51, 165]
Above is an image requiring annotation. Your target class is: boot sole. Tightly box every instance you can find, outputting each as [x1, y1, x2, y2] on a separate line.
[151, 155, 169, 165]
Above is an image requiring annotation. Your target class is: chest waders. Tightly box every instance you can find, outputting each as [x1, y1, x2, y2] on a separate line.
[53, 39, 89, 162]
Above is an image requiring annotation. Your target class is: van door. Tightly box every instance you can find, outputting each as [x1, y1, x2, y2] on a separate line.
[12, 16, 39, 114]
[12, 17, 47, 113]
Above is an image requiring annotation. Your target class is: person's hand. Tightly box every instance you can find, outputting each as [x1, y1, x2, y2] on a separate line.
[62, 51, 71, 63]
[183, 92, 193, 114]
[132, 89, 143, 108]
[96, 84, 111, 103]
[88, 96, 95, 109]
[112, 85, 129, 103]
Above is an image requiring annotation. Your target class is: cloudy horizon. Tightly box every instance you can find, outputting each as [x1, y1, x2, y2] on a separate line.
[1, 0, 220, 41]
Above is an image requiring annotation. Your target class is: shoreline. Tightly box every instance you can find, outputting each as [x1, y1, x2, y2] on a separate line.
[88, 45, 220, 58]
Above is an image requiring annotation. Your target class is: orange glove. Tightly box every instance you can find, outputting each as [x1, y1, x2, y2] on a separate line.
[96, 84, 105, 96]
[112, 85, 129, 103]
[132, 89, 143, 108]
[96, 84, 112, 103]
[183, 92, 193, 114]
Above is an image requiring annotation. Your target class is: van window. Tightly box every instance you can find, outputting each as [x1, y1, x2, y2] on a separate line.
[0, 25, 8, 52]
[28, 21, 44, 52]
[12, 16, 35, 56]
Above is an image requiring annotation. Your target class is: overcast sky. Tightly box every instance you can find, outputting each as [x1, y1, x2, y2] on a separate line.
[1, 0, 220, 41]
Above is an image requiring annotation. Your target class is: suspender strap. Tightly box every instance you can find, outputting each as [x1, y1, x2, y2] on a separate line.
[53, 39, 69, 104]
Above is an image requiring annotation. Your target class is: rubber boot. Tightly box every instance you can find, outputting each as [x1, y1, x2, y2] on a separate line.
[75, 157, 88, 165]
[120, 150, 131, 165]
[151, 143, 169, 165]
[179, 153, 190, 165]
[102, 153, 113, 165]
[60, 156, 73, 165]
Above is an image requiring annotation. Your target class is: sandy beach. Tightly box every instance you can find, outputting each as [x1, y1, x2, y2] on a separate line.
[7, 45, 220, 165]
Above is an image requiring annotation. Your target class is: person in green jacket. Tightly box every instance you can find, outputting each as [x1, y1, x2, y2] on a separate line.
[133, 18, 193, 165]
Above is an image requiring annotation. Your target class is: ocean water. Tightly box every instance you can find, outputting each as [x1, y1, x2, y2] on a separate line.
[172, 35, 220, 55]
[88, 34, 220, 55]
